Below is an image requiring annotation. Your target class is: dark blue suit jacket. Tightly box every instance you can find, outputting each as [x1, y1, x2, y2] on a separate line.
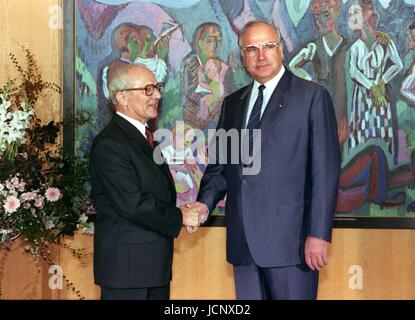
[197, 70, 340, 268]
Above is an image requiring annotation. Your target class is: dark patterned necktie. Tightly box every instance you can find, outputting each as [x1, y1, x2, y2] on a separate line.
[145, 126, 155, 149]
[246, 84, 265, 157]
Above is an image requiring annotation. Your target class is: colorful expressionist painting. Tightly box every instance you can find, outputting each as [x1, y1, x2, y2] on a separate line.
[70, 0, 415, 221]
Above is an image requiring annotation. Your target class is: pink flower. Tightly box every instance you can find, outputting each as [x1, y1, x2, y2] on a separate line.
[11, 177, 20, 187]
[18, 182, 26, 192]
[45, 187, 61, 202]
[34, 196, 44, 208]
[5, 181, 13, 190]
[4, 196, 21, 213]
[21, 192, 36, 201]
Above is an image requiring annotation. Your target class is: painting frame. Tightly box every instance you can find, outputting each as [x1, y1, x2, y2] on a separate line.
[63, 0, 415, 229]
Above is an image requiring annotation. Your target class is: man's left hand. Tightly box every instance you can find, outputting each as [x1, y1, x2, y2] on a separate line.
[304, 236, 329, 271]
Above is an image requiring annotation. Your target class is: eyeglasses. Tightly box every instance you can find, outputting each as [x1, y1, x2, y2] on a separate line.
[243, 42, 280, 57]
[120, 82, 165, 96]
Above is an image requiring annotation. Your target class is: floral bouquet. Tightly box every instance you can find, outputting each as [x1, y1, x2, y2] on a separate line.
[1, 175, 62, 243]
[0, 48, 94, 264]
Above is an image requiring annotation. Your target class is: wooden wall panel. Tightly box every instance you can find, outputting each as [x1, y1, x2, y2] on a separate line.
[0, 0, 62, 125]
[2, 228, 415, 300]
[58, 234, 100, 300]
[171, 227, 235, 299]
[318, 229, 415, 300]
[0, 238, 60, 300]
[175, 228, 415, 300]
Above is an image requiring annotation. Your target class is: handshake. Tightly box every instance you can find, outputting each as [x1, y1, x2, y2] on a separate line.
[180, 201, 209, 234]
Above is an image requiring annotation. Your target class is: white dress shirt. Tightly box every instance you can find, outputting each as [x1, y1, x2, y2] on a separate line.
[116, 111, 149, 140]
[245, 66, 285, 127]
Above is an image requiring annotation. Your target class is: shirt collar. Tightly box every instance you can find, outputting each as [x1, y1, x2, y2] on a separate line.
[116, 111, 147, 137]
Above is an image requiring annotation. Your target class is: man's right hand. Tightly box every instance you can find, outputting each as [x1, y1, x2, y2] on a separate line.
[183, 202, 209, 234]
[180, 205, 200, 228]
[188, 201, 209, 223]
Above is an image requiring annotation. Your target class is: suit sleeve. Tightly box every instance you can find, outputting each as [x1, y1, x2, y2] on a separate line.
[90, 139, 182, 238]
[307, 87, 340, 242]
[197, 98, 229, 214]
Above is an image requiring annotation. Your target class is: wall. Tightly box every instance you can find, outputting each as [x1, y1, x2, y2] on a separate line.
[0, 0, 62, 125]
[1, 0, 415, 300]
[2, 228, 415, 299]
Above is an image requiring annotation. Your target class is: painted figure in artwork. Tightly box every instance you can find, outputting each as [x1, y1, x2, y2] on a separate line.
[336, 118, 406, 213]
[400, 20, 415, 105]
[347, 0, 403, 163]
[289, 0, 348, 122]
[182, 22, 234, 130]
[161, 122, 204, 207]
[102, 23, 170, 100]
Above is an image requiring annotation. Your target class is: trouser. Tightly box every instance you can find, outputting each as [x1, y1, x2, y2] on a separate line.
[100, 284, 170, 300]
[233, 250, 318, 300]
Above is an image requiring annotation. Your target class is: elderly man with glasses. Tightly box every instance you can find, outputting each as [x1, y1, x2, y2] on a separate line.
[191, 20, 340, 300]
[90, 63, 200, 300]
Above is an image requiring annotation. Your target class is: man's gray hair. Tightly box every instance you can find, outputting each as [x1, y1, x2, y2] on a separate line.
[238, 20, 282, 48]
[107, 62, 146, 104]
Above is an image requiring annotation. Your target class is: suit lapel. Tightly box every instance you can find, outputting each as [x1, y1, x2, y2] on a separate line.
[233, 85, 252, 173]
[237, 84, 254, 130]
[114, 115, 174, 185]
[258, 70, 292, 148]
[113, 114, 154, 159]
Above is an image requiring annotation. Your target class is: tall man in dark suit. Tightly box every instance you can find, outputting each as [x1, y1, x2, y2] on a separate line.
[90, 63, 199, 300]
[190, 20, 340, 300]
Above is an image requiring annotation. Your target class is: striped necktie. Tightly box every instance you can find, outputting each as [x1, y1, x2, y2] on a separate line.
[246, 84, 265, 157]
[145, 126, 155, 150]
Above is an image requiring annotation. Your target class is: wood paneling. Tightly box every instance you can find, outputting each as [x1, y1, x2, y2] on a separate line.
[0, 238, 59, 300]
[3, 228, 415, 299]
[58, 234, 100, 300]
[318, 229, 415, 299]
[171, 227, 235, 299]
[0, 0, 62, 125]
